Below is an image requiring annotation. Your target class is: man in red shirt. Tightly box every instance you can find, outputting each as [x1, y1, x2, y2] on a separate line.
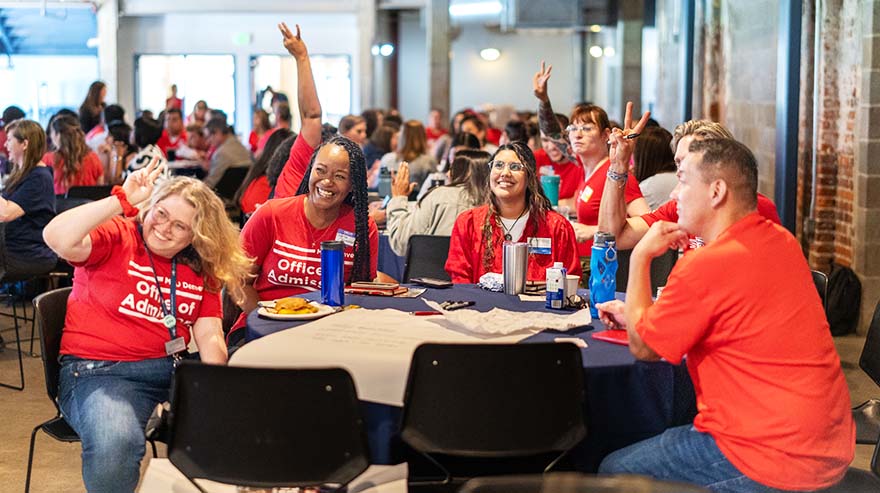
[156, 108, 188, 159]
[596, 138, 854, 491]
[599, 118, 781, 251]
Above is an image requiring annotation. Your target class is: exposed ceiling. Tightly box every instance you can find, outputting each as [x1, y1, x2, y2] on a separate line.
[0, 5, 97, 56]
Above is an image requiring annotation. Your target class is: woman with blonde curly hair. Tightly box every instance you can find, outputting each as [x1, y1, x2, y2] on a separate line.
[42, 160, 252, 492]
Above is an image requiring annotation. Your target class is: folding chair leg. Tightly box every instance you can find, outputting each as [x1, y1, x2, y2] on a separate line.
[0, 302, 25, 391]
[150, 439, 158, 458]
[28, 302, 38, 357]
[25, 423, 41, 493]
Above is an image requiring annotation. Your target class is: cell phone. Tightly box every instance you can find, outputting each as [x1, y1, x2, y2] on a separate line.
[410, 277, 453, 289]
[441, 300, 475, 311]
[350, 281, 399, 289]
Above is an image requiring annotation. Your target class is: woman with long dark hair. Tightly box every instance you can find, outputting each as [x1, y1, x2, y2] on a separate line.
[45, 114, 105, 194]
[2, 120, 57, 279]
[386, 149, 491, 256]
[633, 126, 677, 210]
[445, 141, 580, 283]
[78, 81, 107, 134]
[379, 119, 437, 194]
[230, 23, 377, 345]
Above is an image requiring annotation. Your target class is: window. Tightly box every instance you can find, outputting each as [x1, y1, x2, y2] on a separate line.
[0, 56, 99, 125]
[135, 54, 236, 124]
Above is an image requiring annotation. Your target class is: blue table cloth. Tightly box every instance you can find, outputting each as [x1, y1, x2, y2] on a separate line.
[242, 284, 696, 471]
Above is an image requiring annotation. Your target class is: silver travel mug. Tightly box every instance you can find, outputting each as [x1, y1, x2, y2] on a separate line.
[503, 242, 529, 295]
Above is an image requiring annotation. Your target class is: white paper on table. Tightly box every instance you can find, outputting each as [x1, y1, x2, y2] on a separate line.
[423, 300, 590, 336]
[230, 308, 534, 406]
[138, 458, 408, 493]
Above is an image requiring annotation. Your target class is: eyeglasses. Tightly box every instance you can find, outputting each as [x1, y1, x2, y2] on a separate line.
[565, 124, 597, 134]
[151, 207, 193, 237]
[488, 160, 525, 173]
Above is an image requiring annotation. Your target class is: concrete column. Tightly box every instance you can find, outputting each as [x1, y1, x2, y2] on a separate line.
[854, 0, 880, 332]
[426, 0, 450, 119]
[96, 0, 119, 103]
[618, 0, 643, 117]
[358, 0, 377, 112]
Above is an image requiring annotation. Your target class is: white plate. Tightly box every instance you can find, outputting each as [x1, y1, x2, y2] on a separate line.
[257, 301, 338, 321]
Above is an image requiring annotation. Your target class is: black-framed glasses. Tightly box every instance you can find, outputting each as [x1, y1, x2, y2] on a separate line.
[489, 160, 525, 173]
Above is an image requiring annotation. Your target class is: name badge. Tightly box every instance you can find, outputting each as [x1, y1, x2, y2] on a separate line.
[579, 186, 594, 203]
[165, 336, 187, 356]
[335, 228, 356, 247]
[528, 237, 552, 255]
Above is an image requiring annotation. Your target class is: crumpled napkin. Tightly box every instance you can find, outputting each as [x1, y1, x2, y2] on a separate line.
[423, 300, 591, 336]
[477, 272, 504, 292]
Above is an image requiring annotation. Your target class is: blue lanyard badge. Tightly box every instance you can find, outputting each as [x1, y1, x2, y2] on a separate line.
[528, 237, 552, 255]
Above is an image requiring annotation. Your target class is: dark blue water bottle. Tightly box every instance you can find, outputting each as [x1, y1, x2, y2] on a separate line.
[589, 232, 617, 318]
[321, 241, 345, 306]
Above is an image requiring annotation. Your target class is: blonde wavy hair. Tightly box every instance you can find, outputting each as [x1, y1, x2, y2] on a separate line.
[139, 177, 253, 303]
[671, 120, 734, 153]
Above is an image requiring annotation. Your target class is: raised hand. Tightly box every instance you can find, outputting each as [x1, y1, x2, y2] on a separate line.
[278, 22, 308, 59]
[532, 61, 553, 102]
[122, 157, 165, 206]
[633, 221, 688, 261]
[608, 101, 651, 170]
[391, 161, 415, 198]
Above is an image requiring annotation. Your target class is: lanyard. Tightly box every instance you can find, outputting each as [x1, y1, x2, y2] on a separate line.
[139, 226, 178, 340]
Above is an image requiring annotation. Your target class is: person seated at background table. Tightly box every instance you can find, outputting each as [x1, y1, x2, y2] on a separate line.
[86, 103, 125, 153]
[386, 149, 491, 257]
[598, 119, 781, 252]
[234, 127, 294, 217]
[127, 115, 168, 178]
[460, 114, 498, 154]
[202, 115, 253, 188]
[156, 107, 188, 160]
[632, 126, 678, 211]
[535, 112, 583, 211]
[185, 99, 208, 127]
[266, 133, 296, 198]
[595, 138, 853, 492]
[248, 108, 271, 155]
[78, 81, 106, 135]
[445, 141, 580, 283]
[42, 160, 251, 493]
[44, 114, 105, 195]
[2, 120, 57, 279]
[364, 124, 398, 187]
[379, 119, 438, 197]
[533, 63, 648, 263]
[338, 114, 367, 147]
[229, 22, 378, 346]
[103, 121, 137, 185]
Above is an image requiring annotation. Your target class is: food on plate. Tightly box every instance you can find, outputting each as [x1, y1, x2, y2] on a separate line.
[271, 297, 318, 315]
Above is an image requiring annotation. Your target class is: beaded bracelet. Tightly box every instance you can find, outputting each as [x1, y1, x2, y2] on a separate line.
[111, 186, 140, 218]
[606, 168, 628, 182]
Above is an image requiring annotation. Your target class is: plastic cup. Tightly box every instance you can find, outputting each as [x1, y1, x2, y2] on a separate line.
[540, 175, 560, 206]
[565, 274, 580, 303]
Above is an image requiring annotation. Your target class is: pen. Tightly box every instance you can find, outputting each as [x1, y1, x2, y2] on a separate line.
[606, 132, 640, 145]
[411, 311, 442, 316]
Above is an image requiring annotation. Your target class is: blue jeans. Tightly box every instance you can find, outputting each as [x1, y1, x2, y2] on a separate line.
[59, 356, 175, 493]
[599, 425, 799, 493]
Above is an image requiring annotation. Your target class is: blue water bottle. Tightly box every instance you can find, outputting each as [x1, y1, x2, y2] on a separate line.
[321, 241, 345, 306]
[589, 232, 618, 318]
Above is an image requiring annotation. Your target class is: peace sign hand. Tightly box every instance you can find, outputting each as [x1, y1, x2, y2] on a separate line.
[122, 157, 165, 206]
[608, 101, 651, 171]
[532, 61, 553, 102]
[279, 22, 308, 60]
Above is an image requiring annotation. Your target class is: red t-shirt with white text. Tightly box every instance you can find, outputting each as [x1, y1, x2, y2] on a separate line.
[60, 217, 222, 361]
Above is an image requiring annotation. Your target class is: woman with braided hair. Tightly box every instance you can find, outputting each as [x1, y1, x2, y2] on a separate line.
[230, 22, 377, 345]
[445, 141, 579, 284]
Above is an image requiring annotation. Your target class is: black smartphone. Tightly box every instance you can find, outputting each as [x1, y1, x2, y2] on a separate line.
[410, 277, 453, 289]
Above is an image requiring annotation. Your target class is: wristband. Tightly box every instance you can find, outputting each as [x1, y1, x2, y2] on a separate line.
[606, 168, 628, 182]
[111, 186, 140, 218]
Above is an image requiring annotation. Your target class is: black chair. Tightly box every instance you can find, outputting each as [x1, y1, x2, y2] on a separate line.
[400, 343, 586, 486]
[167, 363, 370, 490]
[459, 473, 710, 493]
[65, 185, 113, 201]
[854, 299, 880, 445]
[813, 269, 829, 312]
[402, 235, 452, 283]
[821, 425, 880, 492]
[615, 249, 678, 294]
[0, 222, 30, 391]
[26, 287, 158, 492]
[211, 166, 249, 202]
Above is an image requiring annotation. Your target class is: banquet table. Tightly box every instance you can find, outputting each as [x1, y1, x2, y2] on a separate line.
[232, 284, 696, 471]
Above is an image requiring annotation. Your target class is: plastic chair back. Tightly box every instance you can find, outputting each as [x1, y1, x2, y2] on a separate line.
[615, 249, 678, 293]
[860, 299, 880, 388]
[33, 288, 72, 406]
[400, 343, 585, 458]
[813, 270, 829, 312]
[167, 363, 370, 489]
[402, 235, 452, 282]
[212, 166, 249, 201]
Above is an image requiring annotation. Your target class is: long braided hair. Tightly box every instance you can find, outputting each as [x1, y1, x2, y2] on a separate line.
[295, 135, 372, 283]
[480, 141, 552, 271]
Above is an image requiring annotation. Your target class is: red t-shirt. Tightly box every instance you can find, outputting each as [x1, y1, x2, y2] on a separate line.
[60, 217, 222, 361]
[46, 151, 104, 195]
[241, 194, 379, 299]
[275, 133, 316, 199]
[575, 157, 643, 254]
[642, 193, 781, 250]
[240, 175, 271, 215]
[635, 212, 854, 490]
[255, 127, 279, 157]
[445, 205, 581, 284]
[156, 129, 188, 156]
[425, 127, 448, 141]
[534, 148, 584, 200]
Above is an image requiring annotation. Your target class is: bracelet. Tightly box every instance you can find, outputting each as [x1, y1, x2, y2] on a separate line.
[111, 186, 140, 218]
[606, 168, 628, 182]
